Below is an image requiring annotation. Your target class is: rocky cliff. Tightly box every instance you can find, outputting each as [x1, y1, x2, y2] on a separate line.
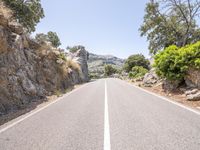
[0, 6, 89, 115]
[88, 53, 124, 74]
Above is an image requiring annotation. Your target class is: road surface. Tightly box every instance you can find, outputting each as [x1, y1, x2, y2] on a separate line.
[0, 78, 200, 150]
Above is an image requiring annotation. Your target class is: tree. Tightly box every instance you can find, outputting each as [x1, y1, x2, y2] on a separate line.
[124, 54, 150, 72]
[140, 0, 200, 54]
[3, 0, 45, 32]
[104, 65, 117, 76]
[35, 31, 61, 48]
[47, 31, 61, 48]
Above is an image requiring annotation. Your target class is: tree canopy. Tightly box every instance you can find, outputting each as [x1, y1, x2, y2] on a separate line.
[104, 65, 117, 76]
[124, 54, 150, 72]
[3, 0, 44, 33]
[140, 0, 200, 54]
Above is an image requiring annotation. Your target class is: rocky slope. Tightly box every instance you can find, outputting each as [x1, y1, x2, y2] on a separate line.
[0, 5, 89, 115]
[88, 53, 125, 74]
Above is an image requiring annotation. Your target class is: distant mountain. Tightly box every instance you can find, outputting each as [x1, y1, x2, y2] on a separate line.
[88, 53, 125, 74]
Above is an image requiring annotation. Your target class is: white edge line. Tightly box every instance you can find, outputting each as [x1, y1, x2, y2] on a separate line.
[122, 79, 200, 116]
[0, 82, 90, 134]
[104, 80, 111, 150]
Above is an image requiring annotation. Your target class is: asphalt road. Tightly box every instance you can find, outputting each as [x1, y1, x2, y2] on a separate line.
[0, 78, 200, 150]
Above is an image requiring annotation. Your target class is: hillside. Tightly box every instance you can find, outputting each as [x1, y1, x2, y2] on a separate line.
[88, 53, 125, 74]
[0, 2, 89, 115]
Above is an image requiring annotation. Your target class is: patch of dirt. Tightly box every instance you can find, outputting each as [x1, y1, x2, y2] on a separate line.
[131, 80, 200, 110]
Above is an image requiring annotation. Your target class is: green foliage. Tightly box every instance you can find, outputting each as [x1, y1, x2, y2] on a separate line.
[124, 54, 149, 72]
[104, 65, 117, 76]
[67, 45, 84, 53]
[128, 66, 148, 79]
[154, 41, 200, 81]
[35, 31, 61, 48]
[140, 0, 200, 54]
[47, 31, 61, 48]
[3, 0, 44, 32]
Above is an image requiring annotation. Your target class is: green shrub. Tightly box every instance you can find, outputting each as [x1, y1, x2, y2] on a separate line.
[124, 54, 150, 72]
[154, 41, 200, 82]
[128, 66, 148, 79]
[104, 65, 117, 76]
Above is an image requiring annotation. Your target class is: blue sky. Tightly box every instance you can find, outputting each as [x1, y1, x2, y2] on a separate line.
[35, 0, 149, 58]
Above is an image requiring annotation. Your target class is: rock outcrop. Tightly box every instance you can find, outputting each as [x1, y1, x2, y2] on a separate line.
[185, 68, 200, 89]
[0, 7, 89, 115]
[88, 53, 124, 76]
[143, 69, 159, 87]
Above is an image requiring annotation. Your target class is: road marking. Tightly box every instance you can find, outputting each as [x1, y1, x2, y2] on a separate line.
[121, 79, 200, 116]
[0, 83, 90, 134]
[104, 80, 111, 150]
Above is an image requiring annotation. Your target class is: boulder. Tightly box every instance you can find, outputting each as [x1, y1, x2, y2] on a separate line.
[162, 80, 180, 91]
[187, 92, 200, 101]
[143, 69, 159, 87]
[185, 89, 198, 96]
[185, 68, 200, 89]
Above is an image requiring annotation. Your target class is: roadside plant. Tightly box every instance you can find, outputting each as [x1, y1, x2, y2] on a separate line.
[128, 66, 148, 79]
[154, 41, 200, 82]
[124, 54, 150, 72]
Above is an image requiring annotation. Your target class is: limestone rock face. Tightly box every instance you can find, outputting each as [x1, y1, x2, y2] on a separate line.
[73, 47, 89, 82]
[8, 21, 23, 35]
[0, 26, 8, 53]
[0, 16, 89, 115]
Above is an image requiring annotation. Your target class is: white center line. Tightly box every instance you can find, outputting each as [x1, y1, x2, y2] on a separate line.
[104, 80, 111, 150]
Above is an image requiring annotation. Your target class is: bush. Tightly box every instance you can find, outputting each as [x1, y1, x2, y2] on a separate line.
[154, 41, 200, 82]
[104, 65, 117, 76]
[128, 66, 148, 79]
[124, 54, 150, 72]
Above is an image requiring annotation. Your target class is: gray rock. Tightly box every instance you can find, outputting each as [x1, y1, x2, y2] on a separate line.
[0, 23, 89, 115]
[185, 68, 200, 89]
[143, 69, 159, 86]
[73, 47, 89, 82]
[162, 80, 180, 91]
[185, 89, 199, 96]
[0, 26, 8, 53]
[187, 92, 200, 101]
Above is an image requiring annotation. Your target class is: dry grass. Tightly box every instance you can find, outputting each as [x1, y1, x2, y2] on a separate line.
[66, 57, 81, 71]
[0, 1, 13, 20]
